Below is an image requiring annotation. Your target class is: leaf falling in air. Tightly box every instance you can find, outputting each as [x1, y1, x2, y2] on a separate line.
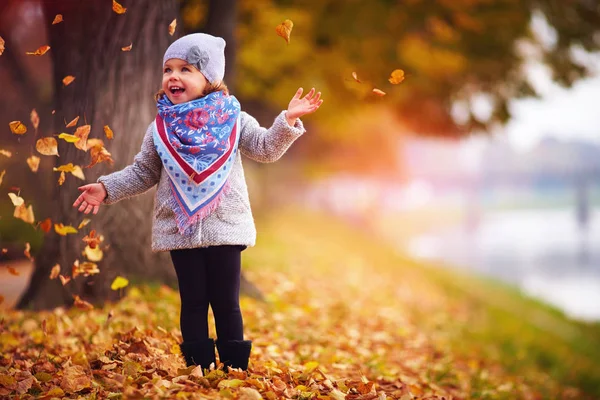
[59, 274, 71, 285]
[14, 204, 35, 224]
[87, 144, 114, 168]
[49, 264, 60, 279]
[9, 121, 27, 135]
[8, 193, 24, 207]
[0, 149, 12, 157]
[0, 170, 4, 186]
[0, 36, 5, 56]
[73, 295, 94, 310]
[388, 69, 405, 84]
[112, 0, 127, 14]
[275, 19, 293, 44]
[352, 72, 361, 83]
[54, 223, 78, 236]
[65, 116, 79, 128]
[52, 14, 63, 24]
[74, 261, 100, 277]
[27, 156, 40, 173]
[26, 45, 50, 56]
[39, 218, 52, 233]
[62, 75, 75, 86]
[111, 276, 129, 291]
[78, 218, 91, 229]
[169, 19, 177, 36]
[24, 243, 32, 260]
[103, 125, 114, 139]
[30, 109, 40, 131]
[121, 43, 133, 52]
[58, 133, 79, 143]
[84, 245, 103, 262]
[72, 166, 85, 180]
[36, 137, 59, 156]
[372, 88, 386, 96]
[74, 125, 91, 151]
[83, 230, 102, 249]
[58, 171, 66, 185]
[54, 163, 77, 173]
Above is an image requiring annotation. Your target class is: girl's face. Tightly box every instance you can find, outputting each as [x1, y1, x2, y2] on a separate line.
[162, 58, 208, 104]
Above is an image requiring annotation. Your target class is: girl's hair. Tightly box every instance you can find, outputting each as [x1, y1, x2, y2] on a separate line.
[154, 80, 229, 102]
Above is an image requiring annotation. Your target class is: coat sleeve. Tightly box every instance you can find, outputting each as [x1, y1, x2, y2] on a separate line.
[238, 110, 305, 163]
[97, 123, 162, 204]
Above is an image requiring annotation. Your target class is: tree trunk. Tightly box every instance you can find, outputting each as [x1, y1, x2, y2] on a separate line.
[17, 0, 180, 310]
[205, 0, 238, 91]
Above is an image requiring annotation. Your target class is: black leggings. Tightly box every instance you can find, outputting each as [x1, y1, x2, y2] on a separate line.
[170, 245, 245, 343]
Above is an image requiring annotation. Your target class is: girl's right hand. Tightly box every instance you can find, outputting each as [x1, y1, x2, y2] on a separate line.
[73, 183, 107, 214]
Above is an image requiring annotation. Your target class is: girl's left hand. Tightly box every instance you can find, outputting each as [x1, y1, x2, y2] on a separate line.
[286, 88, 323, 121]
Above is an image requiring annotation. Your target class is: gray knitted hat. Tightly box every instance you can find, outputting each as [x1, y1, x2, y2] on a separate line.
[163, 33, 226, 84]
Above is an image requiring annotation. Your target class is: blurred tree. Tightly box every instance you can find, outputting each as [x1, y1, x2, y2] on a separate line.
[17, 0, 179, 310]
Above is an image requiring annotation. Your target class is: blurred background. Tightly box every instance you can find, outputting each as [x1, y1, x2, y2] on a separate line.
[0, 0, 598, 320]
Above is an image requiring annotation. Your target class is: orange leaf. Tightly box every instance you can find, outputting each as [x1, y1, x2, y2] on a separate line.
[9, 121, 27, 135]
[24, 243, 32, 260]
[26, 45, 50, 56]
[36, 137, 59, 156]
[7, 266, 19, 276]
[59, 274, 71, 286]
[27, 156, 40, 173]
[83, 230, 102, 249]
[39, 218, 52, 233]
[58, 171, 66, 186]
[50, 264, 61, 279]
[103, 125, 114, 140]
[275, 19, 293, 44]
[52, 14, 63, 24]
[112, 0, 127, 14]
[63, 75, 75, 86]
[73, 295, 94, 310]
[0, 36, 5, 56]
[87, 145, 114, 168]
[30, 109, 40, 131]
[74, 125, 91, 151]
[372, 88, 386, 96]
[169, 19, 177, 36]
[388, 69, 405, 84]
[121, 43, 132, 52]
[65, 116, 79, 128]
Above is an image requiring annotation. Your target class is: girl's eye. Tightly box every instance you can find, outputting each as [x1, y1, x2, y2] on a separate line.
[182, 67, 190, 72]
[164, 68, 171, 73]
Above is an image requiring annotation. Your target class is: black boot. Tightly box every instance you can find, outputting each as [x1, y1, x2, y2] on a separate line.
[216, 340, 252, 371]
[179, 339, 216, 368]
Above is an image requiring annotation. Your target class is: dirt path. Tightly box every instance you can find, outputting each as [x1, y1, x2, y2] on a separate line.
[0, 259, 33, 310]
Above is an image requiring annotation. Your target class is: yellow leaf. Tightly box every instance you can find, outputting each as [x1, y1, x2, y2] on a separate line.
[388, 69, 405, 84]
[122, 43, 132, 52]
[65, 116, 79, 128]
[26, 45, 50, 56]
[76, 262, 100, 276]
[53, 163, 76, 173]
[58, 171, 66, 186]
[275, 19, 293, 44]
[103, 125, 114, 139]
[112, 0, 127, 14]
[78, 218, 91, 229]
[27, 156, 40, 173]
[54, 223, 78, 235]
[372, 88, 386, 96]
[30, 109, 40, 131]
[14, 204, 35, 224]
[72, 166, 85, 180]
[9, 121, 27, 135]
[36, 137, 59, 156]
[169, 19, 177, 36]
[62, 75, 75, 86]
[111, 276, 129, 291]
[303, 361, 319, 373]
[218, 379, 246, 389]
[0, 36, 4, 56]
[52, 14, 63, 24]
[8, 193, 24, 207]
[50, 264, 60, 279]
[84, 245, 103, 262]
[0, 149, 12, 157]
[58, 133, 79, 143]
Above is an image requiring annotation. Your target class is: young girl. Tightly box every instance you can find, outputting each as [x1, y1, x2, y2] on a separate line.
[72, 33, 322, 371]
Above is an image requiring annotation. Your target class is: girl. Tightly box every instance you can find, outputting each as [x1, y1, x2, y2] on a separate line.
[72, 33, 322, 371]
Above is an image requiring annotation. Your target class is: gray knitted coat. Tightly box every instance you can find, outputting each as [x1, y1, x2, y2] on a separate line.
[98, 110, 304, 252]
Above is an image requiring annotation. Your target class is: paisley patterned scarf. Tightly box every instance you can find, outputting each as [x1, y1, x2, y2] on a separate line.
[154, 91, 241, 234]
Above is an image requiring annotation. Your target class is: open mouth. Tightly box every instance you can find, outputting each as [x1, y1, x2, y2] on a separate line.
[169, 86, 185, 95]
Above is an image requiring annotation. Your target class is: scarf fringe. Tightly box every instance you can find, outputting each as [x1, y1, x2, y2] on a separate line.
[174, 180, 232, 235]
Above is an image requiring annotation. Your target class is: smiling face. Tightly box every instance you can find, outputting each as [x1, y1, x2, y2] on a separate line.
[162, 58, 208, 104]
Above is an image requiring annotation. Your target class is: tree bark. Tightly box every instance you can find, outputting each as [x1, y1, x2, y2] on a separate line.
[17, 0, 180, 310]
[205, 0, 238, 91]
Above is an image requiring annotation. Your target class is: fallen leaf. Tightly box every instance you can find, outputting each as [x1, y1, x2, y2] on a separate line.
[39, 218, 52, 233]
[26, 45, 50, 56]
[58, 171, 66, 186]
[372, 88, 386, 96]
[36, 137, 59, 156]
[52, 14, 63, 24]
[121, 43, 132, 52]
[111, 276, 129, 291]
[27, 156, 40, 172]
[62, 75, 75, 86]
[352, 72, 361, 83]
[7, 266, 19, 276]
[24, 243, 32, 260]
[14, 204, 35, 224]
[169, 19, 177, 36]
[104, 125, 114, 139]
[0, 36, 4, 56]
[54, 223, 78, 236]
[50, 264, 61, 279]
[388, 69, 405, 84]
[9, 121, 27, 135]
[78, 218, 91, 229]
[0, 149, 12, 157]
[8, 193, 24, 207]
[30, 109, 40, 131]
[59, 275, 71, 285]
[275, 19, 293, 44]
[60, 364, 91, 392]
[65, 116, 79, 128]
[112, 0, 127, 14]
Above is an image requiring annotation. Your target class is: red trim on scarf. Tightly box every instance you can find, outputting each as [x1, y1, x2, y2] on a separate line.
[155, 114, 238, 185]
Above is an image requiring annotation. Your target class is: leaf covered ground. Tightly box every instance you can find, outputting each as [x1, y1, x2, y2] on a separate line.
[1, 208, 600, 399]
